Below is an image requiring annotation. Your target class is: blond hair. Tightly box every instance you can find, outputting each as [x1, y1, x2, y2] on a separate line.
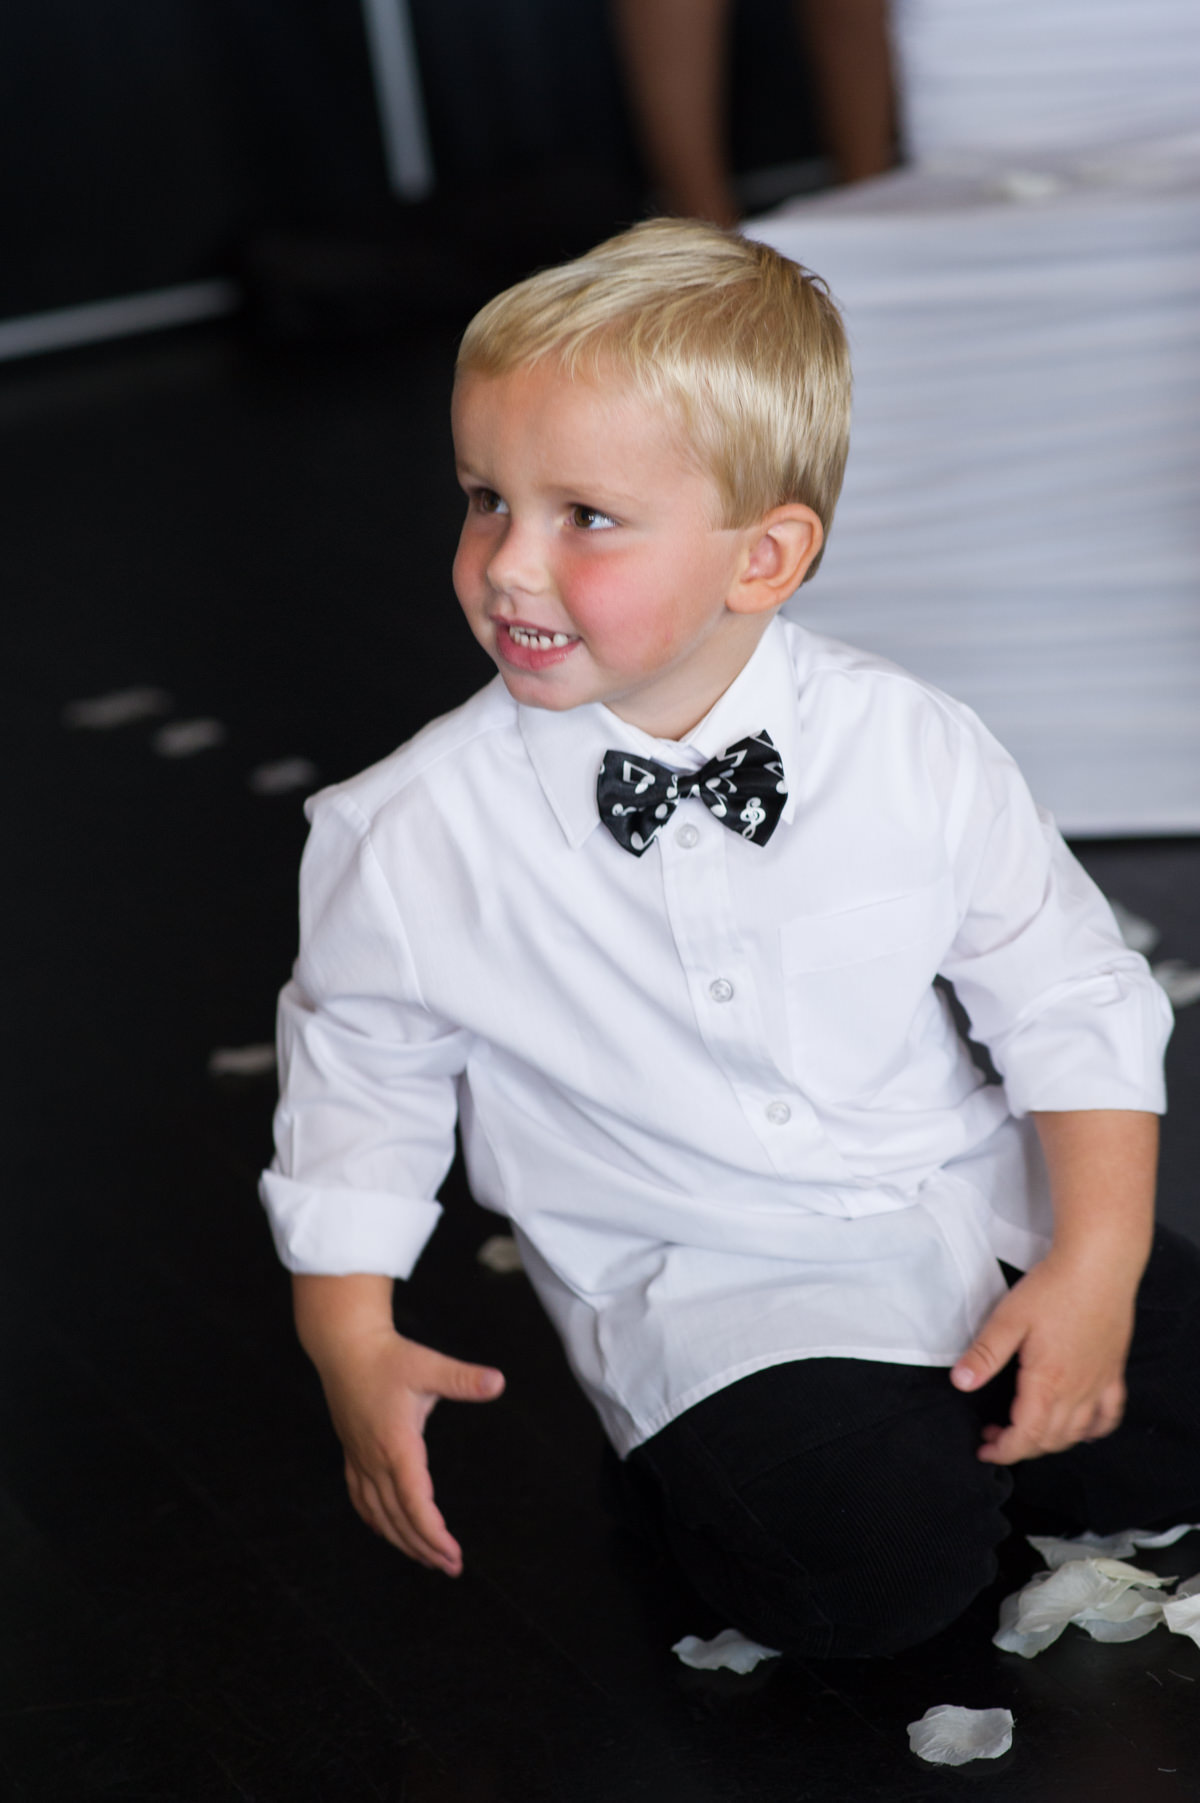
[456, 218, 851, 578]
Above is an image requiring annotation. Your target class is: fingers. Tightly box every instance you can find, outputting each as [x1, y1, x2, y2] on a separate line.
[336, 1343, 505, 1575]
[952, 1257, 1135, 1466]
[347, 1440, 465, 1574]
[976, 1376, 1127, 1465]
[419, 1348, 506, 1406]
[977, 1423, 1042, 1465]
[950, 1296, 1025, 1395]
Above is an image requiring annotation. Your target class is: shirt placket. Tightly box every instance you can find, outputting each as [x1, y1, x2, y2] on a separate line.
[657, 800, 847, 1182]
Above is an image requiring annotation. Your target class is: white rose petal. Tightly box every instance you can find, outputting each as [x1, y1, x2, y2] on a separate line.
[1153, 961, 1200, 1009]
[996, 1558, 1167, 1657]
[993, 1576, 1064, 1657]
[1028, 1523, 1200, 1568]
[1079, 1588, 1166, 1643]
[62, 685, 173, 729]
[248, 757, 319, 795]
[153, 718, 227, 757]
[476, 1235, 524, 1274]
[1018, 1559, 1164, 1635]
[1124, 1524, 1200, 1551]
[1107, 900, 1160, 956]
[1028, 1532, 1137, 1569]
[908, 1705, 1014, 1766]
[1163, 1593, 1200, 1646]
[671, 1629, 781, 1675]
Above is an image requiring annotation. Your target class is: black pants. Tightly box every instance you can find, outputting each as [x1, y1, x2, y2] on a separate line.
[621, 1227, 1200, 1659]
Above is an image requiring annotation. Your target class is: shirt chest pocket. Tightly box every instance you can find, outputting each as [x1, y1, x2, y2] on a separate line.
[778, 880, 958, 1099]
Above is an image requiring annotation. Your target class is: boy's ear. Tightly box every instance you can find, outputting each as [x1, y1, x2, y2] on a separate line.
[727, 505, 825, 614]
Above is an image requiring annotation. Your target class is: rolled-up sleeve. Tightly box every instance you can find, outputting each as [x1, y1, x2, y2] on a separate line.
[259, 791, 470, 1276]
[935, 704, 1172, 1117]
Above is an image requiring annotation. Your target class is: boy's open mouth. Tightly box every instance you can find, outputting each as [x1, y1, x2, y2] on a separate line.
[508, 625, 573, 649]
[496, 620, 580, 673]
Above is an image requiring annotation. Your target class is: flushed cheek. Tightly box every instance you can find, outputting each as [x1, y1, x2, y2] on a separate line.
[592, 592, 709, 675]
[561, 561, 678, 667]
[452, 537, 490, 617]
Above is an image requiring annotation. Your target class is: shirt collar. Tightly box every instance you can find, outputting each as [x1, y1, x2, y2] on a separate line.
[517, 615, 802, 849]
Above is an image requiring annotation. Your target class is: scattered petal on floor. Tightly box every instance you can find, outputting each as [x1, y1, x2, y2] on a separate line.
[153, 718, 227, 758]
[907, 1705, 1014, 1766]
[248, 757, 319, 795]
[1080, 1588, 1167, 1644]
[62, 686, 173, 729]
[207, 1044, 277, 1077]
[1153, 961, 1200, 1008]
[476, 1235, 524, 1274]
[995, 1558, 1168, 1657]
[1029, 1524, 1200, 1568]
[993, 1573, 1064, 1657]
[1163, 1593, 1200, 1645]
[1117, 1523, 1200, 1551]
[1104, 903, 1200, 1006]
[1108, 899, 1161, 956]
[671, 1629, 781, 1675]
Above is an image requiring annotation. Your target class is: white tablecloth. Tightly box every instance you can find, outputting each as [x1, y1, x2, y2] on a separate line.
[891, 0, 1200, 162]
[751, 135, 1200, 834]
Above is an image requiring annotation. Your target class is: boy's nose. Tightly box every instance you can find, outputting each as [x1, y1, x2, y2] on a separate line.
[485, 522, 550, 597]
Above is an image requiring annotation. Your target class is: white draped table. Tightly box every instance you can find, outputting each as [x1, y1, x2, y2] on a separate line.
[750, 0, 1200, 835]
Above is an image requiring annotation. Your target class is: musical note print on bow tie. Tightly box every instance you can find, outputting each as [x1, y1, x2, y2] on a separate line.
[597, 732, 787, 856]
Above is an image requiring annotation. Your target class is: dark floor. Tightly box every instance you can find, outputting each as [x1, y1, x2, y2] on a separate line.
[5, 322, 1200, 1802]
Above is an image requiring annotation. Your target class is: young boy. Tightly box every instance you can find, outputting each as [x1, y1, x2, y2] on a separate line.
[262, 220, 1199, 1660]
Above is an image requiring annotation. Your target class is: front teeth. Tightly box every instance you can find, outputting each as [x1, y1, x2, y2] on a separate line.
[508, 626, 572, 649]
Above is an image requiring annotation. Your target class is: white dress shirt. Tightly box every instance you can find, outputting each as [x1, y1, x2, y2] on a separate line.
[261, 618, 1171, 1455]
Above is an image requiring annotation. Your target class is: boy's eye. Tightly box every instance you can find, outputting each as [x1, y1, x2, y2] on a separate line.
[472, 488, 507, 516]
[570, 504, 617, 531]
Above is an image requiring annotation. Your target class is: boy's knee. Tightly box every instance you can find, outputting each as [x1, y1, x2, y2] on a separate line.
[827, 1537, 1001, 1657]
[741, 1514, 1003, 1660]
[633, 1365, 1014, 1659]
[813, 1467, 1012, 1656]
[654, 1478, 1008, 1660]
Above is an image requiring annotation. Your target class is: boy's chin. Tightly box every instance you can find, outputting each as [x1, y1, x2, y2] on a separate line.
[495, 667, 583, 712]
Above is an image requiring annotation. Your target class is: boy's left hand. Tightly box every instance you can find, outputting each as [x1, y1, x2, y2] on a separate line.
[949, 1251, 1137, 1464]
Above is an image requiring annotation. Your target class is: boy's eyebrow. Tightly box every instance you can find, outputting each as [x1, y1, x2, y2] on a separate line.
[454, 460, 644, 510]
[555, 478, 643, 508]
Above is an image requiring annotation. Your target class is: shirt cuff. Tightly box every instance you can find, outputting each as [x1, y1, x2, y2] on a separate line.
[259, 1170, 442, 1277]
[995, 970, 1171, 1117]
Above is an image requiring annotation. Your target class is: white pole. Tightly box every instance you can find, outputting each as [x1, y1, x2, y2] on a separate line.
[0, 280, 240, 363]
[358, 0, 435, 198]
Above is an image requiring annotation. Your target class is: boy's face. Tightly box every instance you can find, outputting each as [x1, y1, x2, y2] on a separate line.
[451, 362, 773, 740]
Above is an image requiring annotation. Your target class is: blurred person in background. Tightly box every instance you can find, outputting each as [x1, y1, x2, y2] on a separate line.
[612, 0, 895, 223]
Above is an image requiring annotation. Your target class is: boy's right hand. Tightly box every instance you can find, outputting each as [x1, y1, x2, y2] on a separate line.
[292, 1274, 505, 1576]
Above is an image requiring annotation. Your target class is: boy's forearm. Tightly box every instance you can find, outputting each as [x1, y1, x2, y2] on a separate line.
[1031, 1109, 1158, 1281]
[292, 1271, 397, 1373]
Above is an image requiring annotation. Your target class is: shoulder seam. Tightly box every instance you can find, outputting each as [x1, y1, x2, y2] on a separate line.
[803, 648, 971, 720]
[317, 688, 515, 818]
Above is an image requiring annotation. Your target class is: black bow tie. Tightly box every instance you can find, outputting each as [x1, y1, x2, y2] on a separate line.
[597, 731, 787, 857]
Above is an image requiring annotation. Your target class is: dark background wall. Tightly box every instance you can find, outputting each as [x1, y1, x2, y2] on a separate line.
[0, 0, 820, 326]
[0, 1, 390, 320]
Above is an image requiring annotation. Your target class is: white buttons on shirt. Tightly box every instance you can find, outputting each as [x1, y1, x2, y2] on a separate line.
[675, 824, 700, 848]
[765, 1100, 792, 1125]
[708, 978, 734, 1003]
